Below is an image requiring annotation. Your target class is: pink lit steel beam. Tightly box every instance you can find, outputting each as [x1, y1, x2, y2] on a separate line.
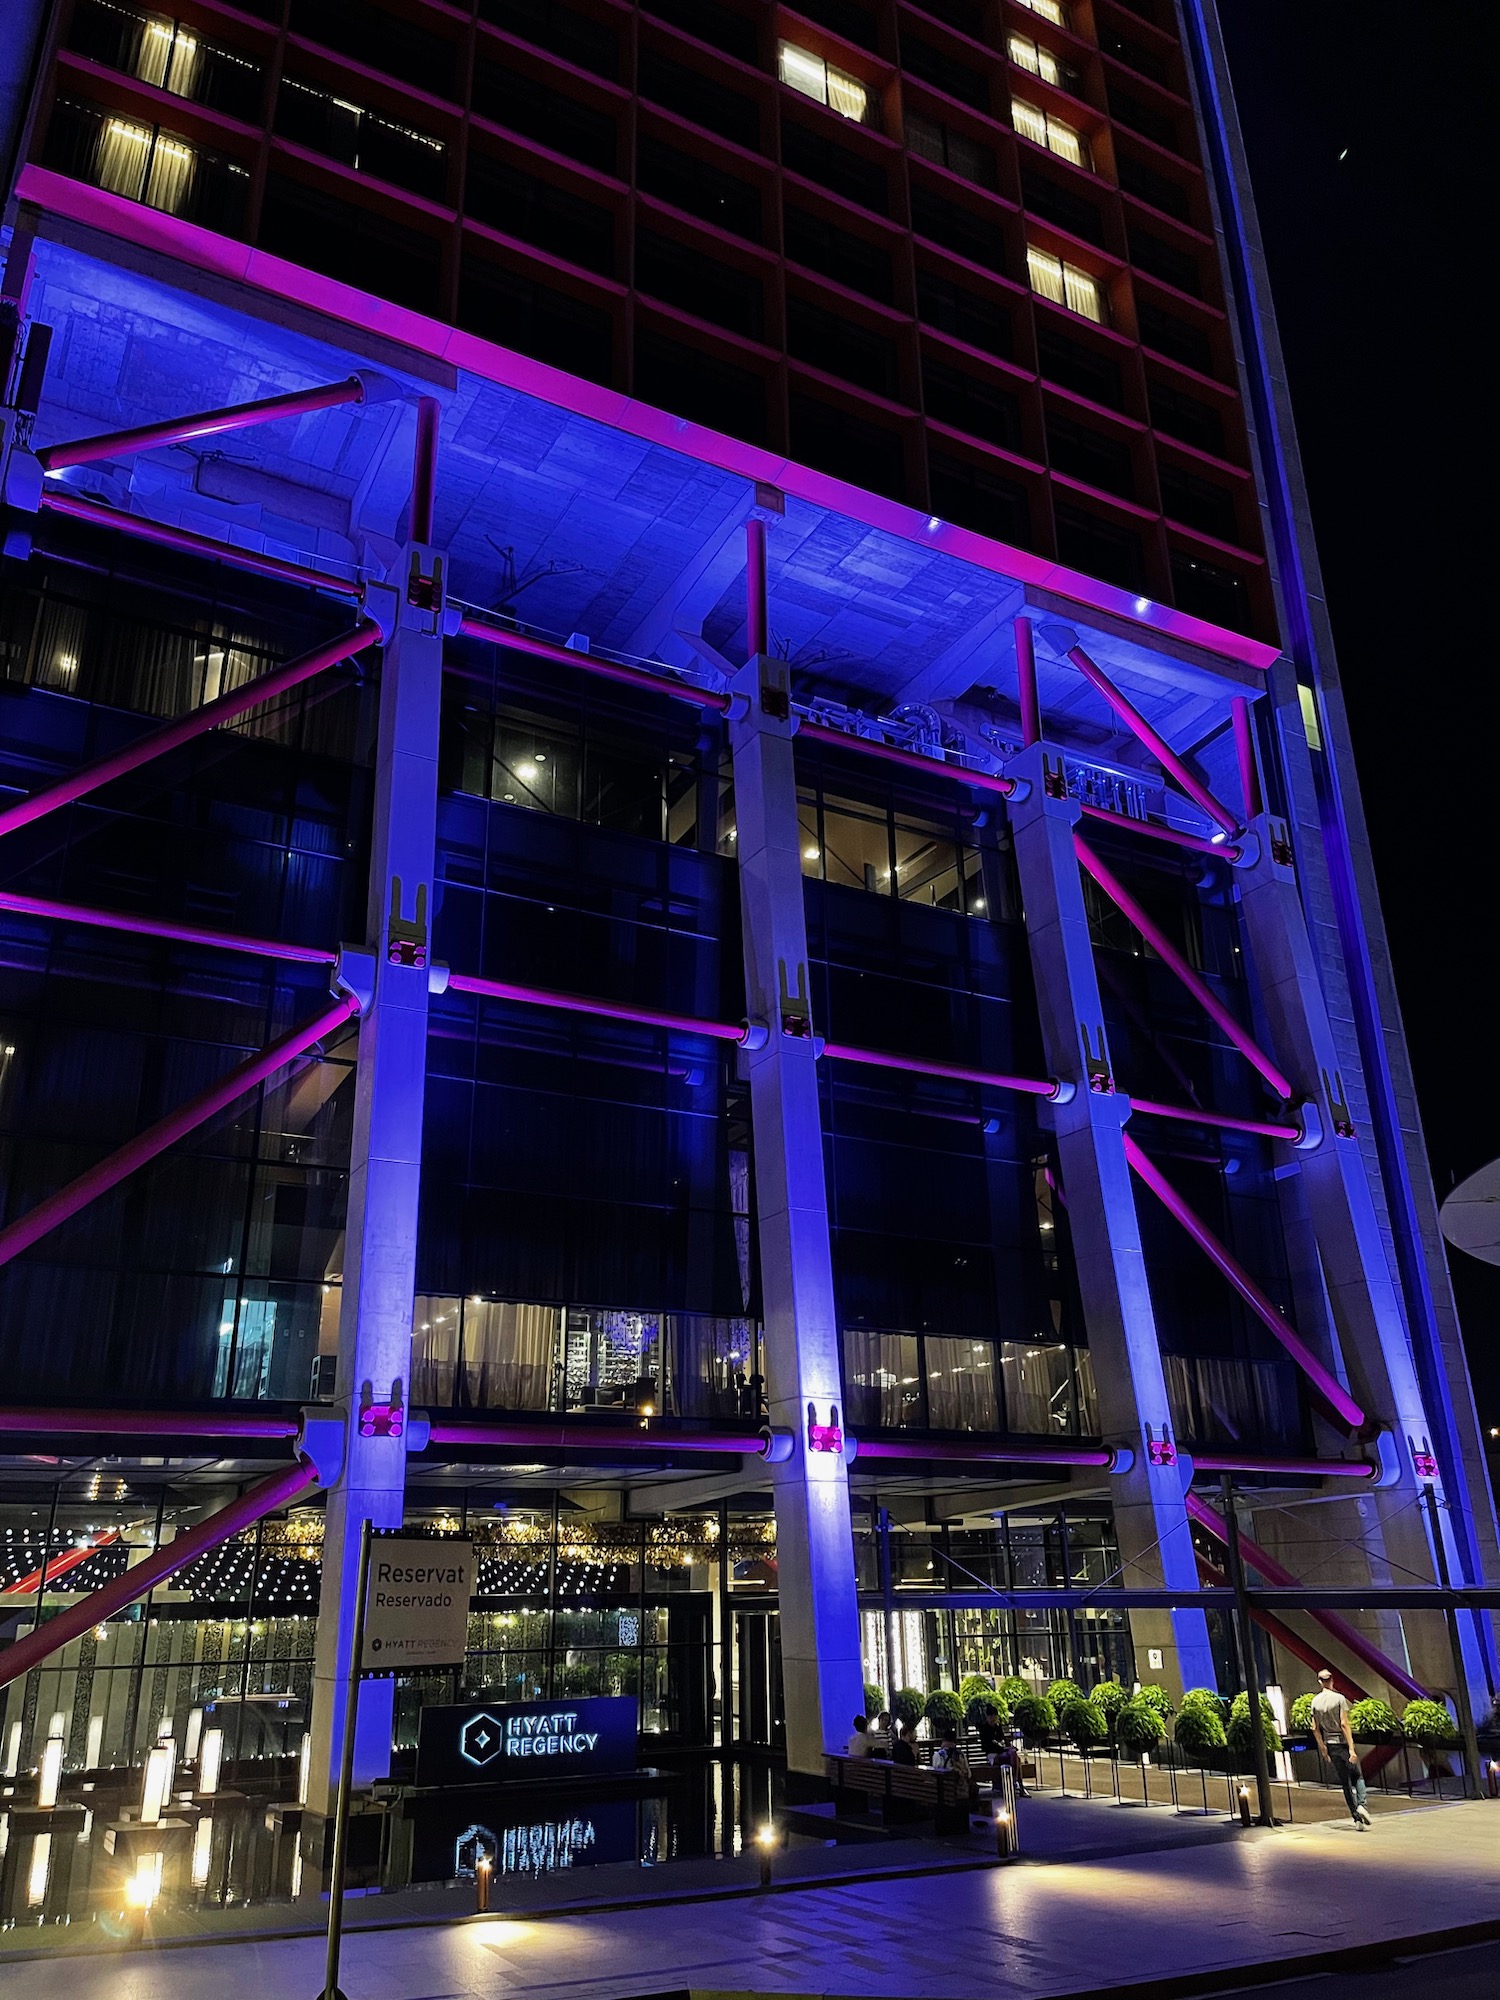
[446, 971, 747, 1043]
[1193, 1539, 1365, 1703]
[797, 722, 1016, 797]
[0, 888, 337, 964]
[1187, 1492, 1426, 1700]
[1015, 616, 1041, 749]
[854, 1437, 1114, 1469]
[1128, 1096, 1301, 1143]
[1232, 696, 1263, 821]
[0, 1456, 320, 1691]
[0, 622, 380, 843]
[453, 613, 730, 712]
[0, 1406, 299, 1439]
[0, 993, 358, 1271]
[411, 395, 440, 544]
[1077, 801, 1240, 861]
[1190, 1451, 1375, 1480]
[38, 490, 363, 598]
[1075, 834, 1295, 1101]
[427, 1418, 768, 1455]
[822, 1039, 1057, 1100]
[1122, 1131, 1367, 1431]
[1066, 644, 1241, 836]
[36, 375, 367, 473]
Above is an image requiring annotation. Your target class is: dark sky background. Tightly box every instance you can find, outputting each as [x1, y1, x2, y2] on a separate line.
[1216, 3, 1497, 1421]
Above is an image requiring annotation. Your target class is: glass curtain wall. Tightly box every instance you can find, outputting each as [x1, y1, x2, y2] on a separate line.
[0, 532, 371, 1407]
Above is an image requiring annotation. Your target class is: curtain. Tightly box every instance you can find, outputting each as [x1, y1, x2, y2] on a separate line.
[1001, 1340, 1077, 1434]
[924, 1336, 999, 1431]
[463, 1300, 558, 1410]
[842, 1328, 919, 1429]
[411, 1294, 463, 1407]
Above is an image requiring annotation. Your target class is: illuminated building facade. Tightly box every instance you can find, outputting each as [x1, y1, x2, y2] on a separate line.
[0, 0, 1494, 1811]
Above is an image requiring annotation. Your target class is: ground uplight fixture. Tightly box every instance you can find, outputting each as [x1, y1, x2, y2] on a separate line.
[475, 1851, 494, 1913]
[756, 1821, 776, 1889]
[1237, 1784, 1253, 1828]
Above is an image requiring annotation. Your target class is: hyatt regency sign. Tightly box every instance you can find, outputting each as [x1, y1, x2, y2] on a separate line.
[416, 1696, 638, 1789]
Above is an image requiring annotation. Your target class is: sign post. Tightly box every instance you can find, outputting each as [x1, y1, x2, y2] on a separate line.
[318, 1528, 474, 2000]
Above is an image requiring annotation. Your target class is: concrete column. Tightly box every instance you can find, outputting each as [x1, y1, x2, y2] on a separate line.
[726, 647, 864, 1774]
[307, 543, 445, 1806]
[1008, 742, 1217, 1698]
[1235, 811, 1485, 1698]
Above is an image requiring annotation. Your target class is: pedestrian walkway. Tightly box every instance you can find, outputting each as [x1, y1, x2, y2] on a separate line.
[0, 1798, 1493, 1999]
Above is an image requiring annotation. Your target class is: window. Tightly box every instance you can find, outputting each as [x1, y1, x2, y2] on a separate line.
[1008, 31, 1062, 87]
[68, 0, 263, 120]
[277, 78, 448, 201]
[44, 97, 249, 230]
[480, 0, 619, 79]
[778, 41, 872, 124]
[925, 1337, 999, 1431]
[1014, 0, 1067, 23]
[905, 111, 996, 188]
[1026, 244, 1104, 323]
[1012, 98, 1089, 170]
[1297, 682, 1322, 751]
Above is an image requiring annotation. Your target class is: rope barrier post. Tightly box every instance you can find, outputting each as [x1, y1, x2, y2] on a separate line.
[1221, 1476, 1276, 1827]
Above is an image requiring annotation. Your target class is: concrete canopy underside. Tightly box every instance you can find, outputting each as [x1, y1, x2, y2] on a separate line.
[18, 216, 1272, 772]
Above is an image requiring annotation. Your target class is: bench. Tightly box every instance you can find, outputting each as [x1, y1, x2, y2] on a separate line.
[825, 1754, 973, 1834]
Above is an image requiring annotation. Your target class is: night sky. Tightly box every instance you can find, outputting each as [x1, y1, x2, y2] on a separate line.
[1217, 3, 1498, 1425]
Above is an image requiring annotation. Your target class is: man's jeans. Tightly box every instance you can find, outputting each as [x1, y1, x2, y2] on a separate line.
[1329, 1748, 1368, 1818]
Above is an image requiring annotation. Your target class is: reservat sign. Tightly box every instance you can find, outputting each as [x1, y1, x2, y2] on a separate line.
[360, 1538, 474, 1671]
[415, 1696, 639, 1789]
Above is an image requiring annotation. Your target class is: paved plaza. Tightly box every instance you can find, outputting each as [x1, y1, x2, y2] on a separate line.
[1, 1797, 1494, 2000]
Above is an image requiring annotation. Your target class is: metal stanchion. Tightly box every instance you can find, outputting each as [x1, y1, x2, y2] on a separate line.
[756, 1822, 776, 1889]
[993, 1765, 1019, 1860]
[318, 1517, 372, 2000]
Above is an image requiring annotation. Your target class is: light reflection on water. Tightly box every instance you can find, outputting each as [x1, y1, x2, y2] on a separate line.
[0, 1753, 782, 1936]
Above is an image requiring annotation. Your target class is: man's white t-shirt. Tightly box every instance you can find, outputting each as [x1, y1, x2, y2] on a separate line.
[846, 1729, 872, 1757]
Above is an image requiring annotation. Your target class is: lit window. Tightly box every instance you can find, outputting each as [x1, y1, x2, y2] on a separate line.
[1014, 0, 1067, 23]
[1297, 682, 1322, 751]
[1008, 32, 1061, 88]
[136, 14, 201, 97]
[1026, 244, 1103, 322]
[1012, 97, 1089, 170]
[779, 41, 871, 124]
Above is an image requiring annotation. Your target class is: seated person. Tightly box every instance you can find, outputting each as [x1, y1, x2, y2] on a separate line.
[846, 1713, 873, 1757]
[931, 1727, 977, 1804]
[867, 1709, 894, 1757]
[891, 1720, 919, 1766]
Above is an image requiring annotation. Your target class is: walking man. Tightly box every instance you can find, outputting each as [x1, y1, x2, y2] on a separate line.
[1310, 1668, 1372, 1828]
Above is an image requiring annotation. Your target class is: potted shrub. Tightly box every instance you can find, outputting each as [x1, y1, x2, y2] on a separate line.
[1348, 1698, 1401, 1745]
[924, 1688, 965, 1738]
[1174, 1695, 1227, 1760]
[1092, 1679, 1128, 1734]
[1288, 1691, 1317, 1735]
[1062, 1696, 1107, 1754]
[1226, 1692, 1281, 1760]
[864, 1681, 887, 1719]
[1116, 1697, 1166, 1757]
[1401, 1698, 1459, 1774]
[1046, 1678, 1084, 1715]
[958, 1673, 995, 1719]
[1134, 1683, 1175, 1724]
[892, 1686, 926, 1732]
[1013, 1693, 1057, 1746]
[997, 1677, 1031, 1708]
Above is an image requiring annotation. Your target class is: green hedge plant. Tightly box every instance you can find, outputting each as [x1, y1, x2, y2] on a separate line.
[1401, 1698, 1458, 1754]
[1174, 1699, 1227, 1758]
[1045, 1678, 1084, 1714]
[1013, 1694, 1057, 1745]
[1062, 1697, 1107, 1752]
[997, 1677, 1031, 1708]
[1348, 1698, 1401, 1744]
[864, 1682, 887, 1718]
[1133, 1683, 1175, 1722]
[1287, 1692, 1317, 1735]
[1092, 1680, 1128, 1729]
[1227, 1692, 1281, 1757]
[958, 1673, 997, 1723]
[1116, 1697, 1166, 1756]
[892, 1687, 926, 1730]
[924, 1688, 965, 1736]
